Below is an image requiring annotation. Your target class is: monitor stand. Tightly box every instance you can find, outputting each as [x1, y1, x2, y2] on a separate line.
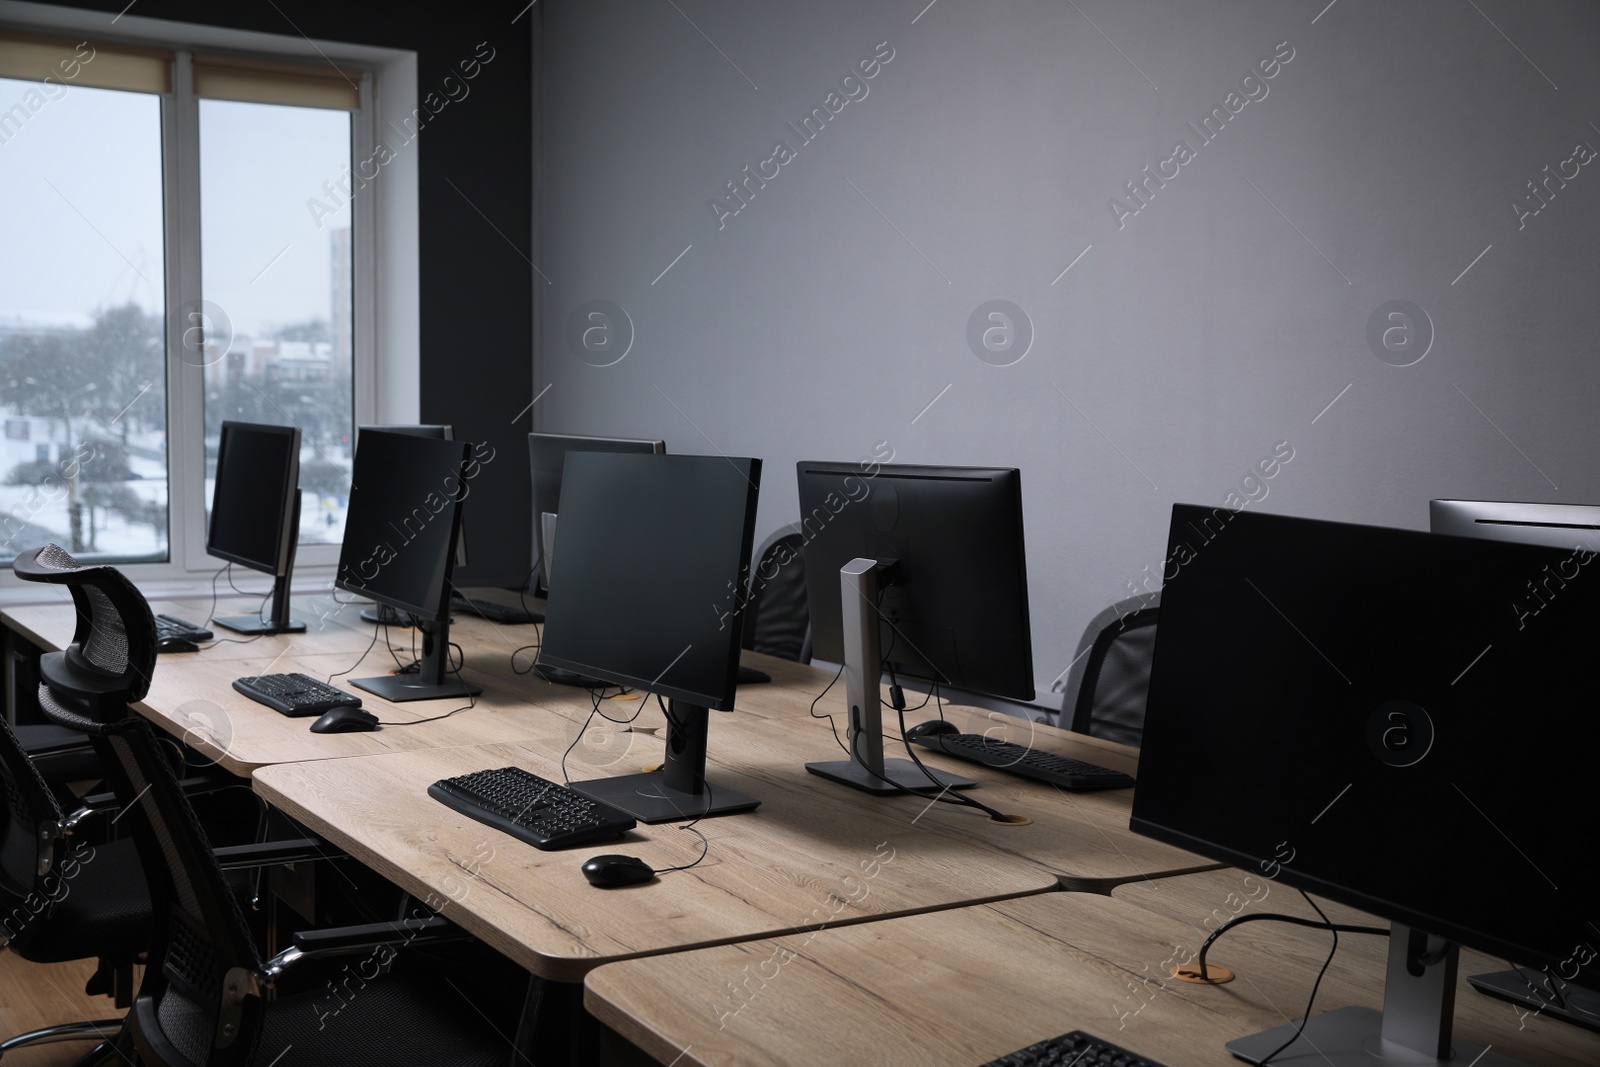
[360, 604, 418, 627]
[805, 558, 975, 795]
[1227, 925, 1526, 1066]
[1468, 968, 1600, 1035]
[214, 572, 305, 635]
[532, 663, 609, 688]
[571, 699, 758, 823]
[351, 616, 480, 702]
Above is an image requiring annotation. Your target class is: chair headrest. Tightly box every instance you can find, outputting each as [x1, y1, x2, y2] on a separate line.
[12, 544, 158, 705]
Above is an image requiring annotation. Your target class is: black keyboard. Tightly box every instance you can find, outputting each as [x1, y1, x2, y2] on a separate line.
[983, 1029, 1170, 1066]
[909, 730, 1136, 791]
[155, 613, 213, 650]
[451, 595, 543, 625]
[232, 673, 363, 717]
[428, 766, 636, 850]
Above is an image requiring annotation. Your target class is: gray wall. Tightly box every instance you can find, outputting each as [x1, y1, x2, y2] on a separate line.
[534, 0, 1600, 706]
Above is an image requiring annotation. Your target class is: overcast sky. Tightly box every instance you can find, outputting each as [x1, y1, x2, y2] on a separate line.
[0, 76, 352, 338]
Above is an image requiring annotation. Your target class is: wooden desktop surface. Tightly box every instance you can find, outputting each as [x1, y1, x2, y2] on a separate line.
[250, 688, 1213, 982]
[584, 867, 1600, 1067]
[3, 589, 585, 776]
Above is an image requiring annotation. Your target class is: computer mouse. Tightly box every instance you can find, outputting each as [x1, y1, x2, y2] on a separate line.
[581, 854, 655, 888]
[310, 706, 381, 733]
[157, 636, 200, 654]
[906, 718, 960, 739]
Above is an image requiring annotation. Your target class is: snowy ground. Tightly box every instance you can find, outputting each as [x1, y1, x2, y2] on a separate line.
[0, 439, 351, 563]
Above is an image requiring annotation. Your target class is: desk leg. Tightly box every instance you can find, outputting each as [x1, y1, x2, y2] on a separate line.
[515, 977, 601, 1066]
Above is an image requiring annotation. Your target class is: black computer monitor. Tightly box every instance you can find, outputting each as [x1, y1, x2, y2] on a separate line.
[207, 421, 306, 635]
[355, 425, 468, 625]
[335, 430, 479, 702]
[795, 461, 1033, 795]
[1131, 504, 1599, 1066]
[1431, 498, 1600, 1033]
[539, 451, 761, 822]
[528, 432, 665, 591]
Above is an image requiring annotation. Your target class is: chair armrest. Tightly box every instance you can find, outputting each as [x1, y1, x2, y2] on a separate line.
[77, 770, 241, 815]
[213, 838, 336, 870]
[260, 916, 468, 981]
[293, 915, 460, 953]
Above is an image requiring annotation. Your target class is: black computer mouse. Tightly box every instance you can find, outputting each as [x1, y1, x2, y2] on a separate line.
[906, 718, 960, 739]
[310, 706, 381, 733]
[581, 854, 655, 888]
[157, 636, 200, 654]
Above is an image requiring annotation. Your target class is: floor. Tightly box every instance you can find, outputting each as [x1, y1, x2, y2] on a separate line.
[0, 952, 123, 1066]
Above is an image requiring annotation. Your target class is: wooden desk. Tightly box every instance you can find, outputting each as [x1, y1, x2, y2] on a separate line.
[3, 590, 596, 776]
[251, 695, 1212, 982]
[584, 869, 1600, 1066]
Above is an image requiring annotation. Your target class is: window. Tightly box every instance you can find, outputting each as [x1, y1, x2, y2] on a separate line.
[0, 25, 391, 582]
[0, 68, 168, 561]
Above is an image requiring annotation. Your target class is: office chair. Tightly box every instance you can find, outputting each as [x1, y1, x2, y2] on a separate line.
[1056, 593, 1160, 747]
[0, 712, 147, 1059]
[741, 523, 812, 664]
[14, 544, 507, 1066]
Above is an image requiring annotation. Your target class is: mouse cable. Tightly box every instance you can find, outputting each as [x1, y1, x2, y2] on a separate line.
[374, 638, 478, 727]
[1192, 909, 1387, 982]
[325, 620, 382, 685]
[630, 693, 713, 875]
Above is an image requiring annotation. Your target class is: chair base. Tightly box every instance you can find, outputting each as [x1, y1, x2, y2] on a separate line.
[0, 1018, 122, 1058]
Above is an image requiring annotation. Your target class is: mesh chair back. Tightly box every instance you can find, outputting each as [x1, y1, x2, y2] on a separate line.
[14, 545, 262, 1065]
[1059, 594, 1160, 748]
[741, 525, 812, 663]
[0, 715, 65, 941]
[14, 543, 156, 704]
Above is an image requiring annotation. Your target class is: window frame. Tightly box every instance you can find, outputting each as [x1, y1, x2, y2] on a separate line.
[0, 4, 418, 599]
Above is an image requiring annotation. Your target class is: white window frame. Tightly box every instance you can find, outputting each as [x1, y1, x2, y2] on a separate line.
[0, 1, 418, 600]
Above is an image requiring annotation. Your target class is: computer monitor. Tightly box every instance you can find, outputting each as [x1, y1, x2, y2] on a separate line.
[1430, 498, 1600, 551]
[207, 421, 306, 635]
[1131, 504, 1599, 1066]
[795, 461, 1033, 795]
[1431, 499, 1600, 1034]
[539, 451, 761, 822]
[335, 430, 480, 702]
[528, 432, 665, 591]
[355, 425, 468, 625]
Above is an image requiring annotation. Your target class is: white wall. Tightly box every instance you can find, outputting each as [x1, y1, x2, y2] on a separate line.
[534, 0, 1600, 707]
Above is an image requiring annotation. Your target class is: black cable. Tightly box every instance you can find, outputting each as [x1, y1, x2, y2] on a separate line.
[1260, 892, 1342, 1065]
[558, 702, 600, 786]
[1194, 911, 1387, 981]
[375, 636, 477, 727]
[887, 684, 1017, 822]
[221, 562, 273, 621]
[515, 557, 541, 616]
[202, 562, 228, 626]
[510, 640, 542, 674]
[809, 661, 849, 754]
[325, 622, 381, 684]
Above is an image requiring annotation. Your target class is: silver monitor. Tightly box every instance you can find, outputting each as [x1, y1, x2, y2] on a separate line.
[1428, 498, 1600, 550]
